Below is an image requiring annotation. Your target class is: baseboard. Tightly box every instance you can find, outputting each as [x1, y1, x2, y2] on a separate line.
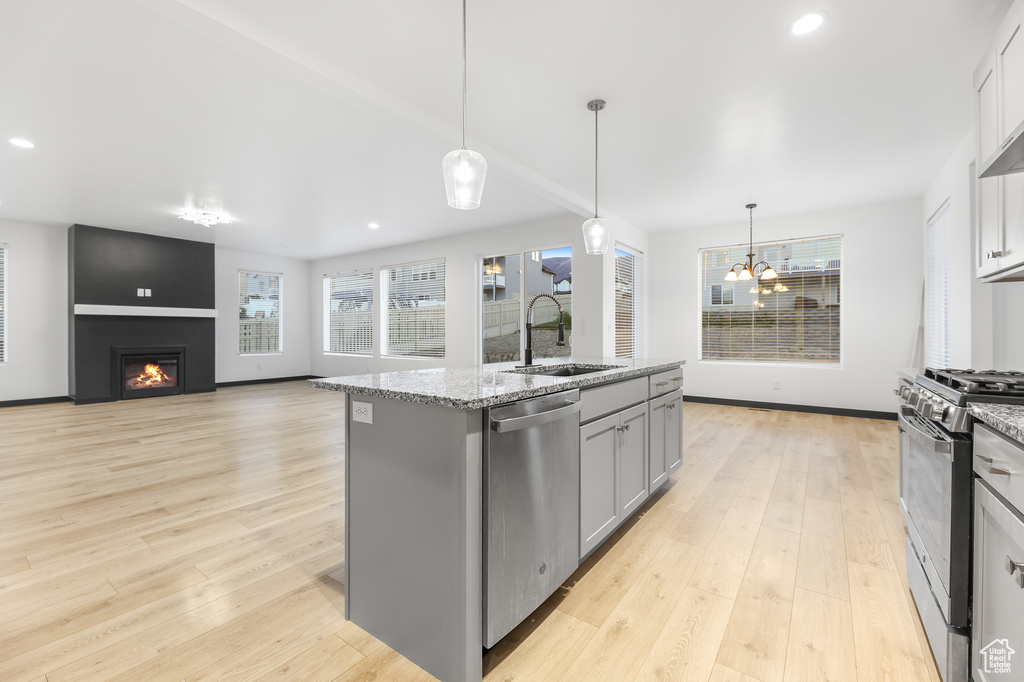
[683, 395, 897, 421]
[216, 375, 318, 388]
[0, 395, 71, 409]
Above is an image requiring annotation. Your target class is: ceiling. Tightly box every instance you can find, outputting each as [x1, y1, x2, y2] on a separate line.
[0, 0, 1014, 259]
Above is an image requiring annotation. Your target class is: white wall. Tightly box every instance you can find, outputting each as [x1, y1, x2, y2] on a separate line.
[0, 219, 68, 401]
[924, 131, 994, 369]
[648, 199, 922, 413]
[215, 248, 311, 383]
[308, 214, 650, 378]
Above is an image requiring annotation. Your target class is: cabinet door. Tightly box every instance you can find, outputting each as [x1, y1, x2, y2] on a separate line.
[618, 403, 649, 518]
[648, 395, 669, 491]
[580, 413, 619, 558]
[977, 59, 1003, 277]
[972, 480, 1024, 678]
[1001, 14, 1024, 273]
[666, 393, 683, 475]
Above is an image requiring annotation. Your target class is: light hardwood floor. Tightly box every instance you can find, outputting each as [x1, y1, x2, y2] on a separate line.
[0, 382, 940, 681]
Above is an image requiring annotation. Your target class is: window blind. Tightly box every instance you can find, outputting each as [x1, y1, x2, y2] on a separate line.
[925, 205, 951, 369]
[324, 269, 373, 355]
[615, 248, 643, 358]
[238, 270, 282, 354]
[382, 259, 445, 358]
[699, 235, 842, 364]
[0, 246, 6, 362]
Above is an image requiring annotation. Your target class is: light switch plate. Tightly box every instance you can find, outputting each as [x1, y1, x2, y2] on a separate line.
[137, 288, 145, 297]
[145, 289, 152, 297]
[352, 401, 373, 424]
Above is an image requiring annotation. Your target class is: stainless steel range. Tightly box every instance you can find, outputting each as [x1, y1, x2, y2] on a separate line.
[899, 368, 1024, 682]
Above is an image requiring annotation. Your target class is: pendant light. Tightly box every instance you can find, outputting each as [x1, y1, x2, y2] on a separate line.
[442, 0, 487, 209]
[582, 99, 610, 255]
[724, 203, 777, 282]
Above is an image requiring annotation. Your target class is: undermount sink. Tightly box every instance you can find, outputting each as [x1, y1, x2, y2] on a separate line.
[503, 363, 621, 377]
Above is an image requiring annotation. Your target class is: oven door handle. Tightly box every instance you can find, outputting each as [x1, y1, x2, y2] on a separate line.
[898, 406, 953, 461]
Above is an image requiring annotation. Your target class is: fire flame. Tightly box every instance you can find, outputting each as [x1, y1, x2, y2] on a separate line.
[126, 363, 174, 389]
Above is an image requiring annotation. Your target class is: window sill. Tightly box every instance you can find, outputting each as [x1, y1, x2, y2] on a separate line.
[698, 359, 843, 370]
[323, 352, 372, 358]
[240, 352, 284, 357]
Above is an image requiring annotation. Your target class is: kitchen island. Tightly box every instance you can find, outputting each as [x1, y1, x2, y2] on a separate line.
[309, 357, 684, 682]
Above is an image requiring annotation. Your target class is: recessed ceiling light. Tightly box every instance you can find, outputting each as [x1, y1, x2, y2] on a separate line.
[178, 211, 232, 227]
[368, 222, 380, 230]
[9, 138, 35, 148]
[789, 12, 825, 36]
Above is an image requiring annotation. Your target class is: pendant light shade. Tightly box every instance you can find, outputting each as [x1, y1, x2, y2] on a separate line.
[442, 0, 486, 209]
[443, 148, 487, 209]
[582, 217, 611, 255]
[582, 99, 610, 255]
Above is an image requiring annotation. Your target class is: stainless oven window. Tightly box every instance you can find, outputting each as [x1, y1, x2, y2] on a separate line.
[899, 407, 954, 596]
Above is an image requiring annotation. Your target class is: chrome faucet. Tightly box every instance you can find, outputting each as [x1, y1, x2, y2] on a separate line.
[522, 293, 566, 366]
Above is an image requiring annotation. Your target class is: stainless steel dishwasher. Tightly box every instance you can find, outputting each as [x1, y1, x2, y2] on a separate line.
[483, 388, 581, 648]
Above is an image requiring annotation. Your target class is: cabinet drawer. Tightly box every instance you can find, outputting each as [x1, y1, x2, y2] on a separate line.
[648, 367, 683, 398]
[975, 423, 1024, 511]
[580, 376, 647, 424]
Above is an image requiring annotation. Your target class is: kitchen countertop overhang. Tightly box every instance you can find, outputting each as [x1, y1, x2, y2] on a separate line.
[308, 357, 685, 410]
[970, 403, 1024, 443]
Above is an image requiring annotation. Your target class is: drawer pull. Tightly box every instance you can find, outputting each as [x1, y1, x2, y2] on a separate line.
[672, 376, 683, 382]
[1006, 556, 1024, 575]
[987, 250, 1004, 259]
[978, 455, 994, 464]
[1018, 572, 1024, 590]
[987, 464, 1011, 476]
[655, 381, 670, 387]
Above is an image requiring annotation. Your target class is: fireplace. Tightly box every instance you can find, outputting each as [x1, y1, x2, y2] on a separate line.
[116, 347, 185, 400]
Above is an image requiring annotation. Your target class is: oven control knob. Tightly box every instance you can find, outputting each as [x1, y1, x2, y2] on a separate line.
[920, 403, 936, 419]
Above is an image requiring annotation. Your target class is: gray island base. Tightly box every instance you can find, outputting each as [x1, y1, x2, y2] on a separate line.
[310, 357, 685, 682]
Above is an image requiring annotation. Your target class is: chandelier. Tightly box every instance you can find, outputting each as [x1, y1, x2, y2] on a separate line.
[724, 203, 777, 282]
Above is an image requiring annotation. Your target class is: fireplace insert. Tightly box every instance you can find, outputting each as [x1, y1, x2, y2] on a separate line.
[115, 347, 185, 400]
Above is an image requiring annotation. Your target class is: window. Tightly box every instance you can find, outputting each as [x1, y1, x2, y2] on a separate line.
[239, 271, 281, 354]
[926, 203, 951, 368]
[481, 247, 572, 363]
[382, 259, 445, 358]
[0, 245, 6, 363]
[324, 269, 373, 355]
[710, 284, 734, 306]
[699, 235, 842, 364]
[615, 247, 643, 358]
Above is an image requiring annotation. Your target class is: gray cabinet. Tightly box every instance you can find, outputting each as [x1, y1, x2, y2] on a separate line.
[579, 402, 649, 558]
[649, 390, 683, 492]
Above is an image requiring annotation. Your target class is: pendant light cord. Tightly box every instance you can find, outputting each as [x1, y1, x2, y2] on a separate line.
[461, 0, 468, 150]
[594, 106, 599, 218]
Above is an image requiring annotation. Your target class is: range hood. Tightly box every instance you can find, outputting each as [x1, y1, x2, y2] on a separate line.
[979, 117, 1024, 178]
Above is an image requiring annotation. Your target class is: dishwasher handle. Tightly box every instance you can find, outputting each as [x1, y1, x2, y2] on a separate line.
[490, 399, 582, 433]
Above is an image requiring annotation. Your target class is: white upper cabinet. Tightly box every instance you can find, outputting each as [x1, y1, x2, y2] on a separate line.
[975, 0, 1024, 281]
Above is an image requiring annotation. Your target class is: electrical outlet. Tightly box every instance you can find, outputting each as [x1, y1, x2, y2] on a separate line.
[256, 363, 262, 370]
[773, 381, 782, 390]
[352, 401, 373, 424]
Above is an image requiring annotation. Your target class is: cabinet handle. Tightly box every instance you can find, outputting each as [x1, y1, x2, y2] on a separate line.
[672, 376, 683, 382]
[986, 250, 1004, 259]
[1005, 556, 1024, 575]
[988, 464, 1011, 476]
[655, 381, 669, 387]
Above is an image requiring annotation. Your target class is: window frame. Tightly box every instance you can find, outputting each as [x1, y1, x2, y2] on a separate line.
[478, 243, 573, 365]
[380, 257, 446, 360]
[925, 201, 951, 368]
[0, 244, 7, 364]
[614, 244, 644, 359]
[698, 234, 843, 367]
[238, 269, 283, 356]
[323, 268, 374, 357]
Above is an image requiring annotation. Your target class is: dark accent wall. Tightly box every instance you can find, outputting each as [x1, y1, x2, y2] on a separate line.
[69, 224, 215, 307]
[68, 225, 216, 404]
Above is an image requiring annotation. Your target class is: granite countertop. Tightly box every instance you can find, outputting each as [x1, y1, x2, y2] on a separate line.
[970, 403, 1024, 443]
[308, 357, 685, 410]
